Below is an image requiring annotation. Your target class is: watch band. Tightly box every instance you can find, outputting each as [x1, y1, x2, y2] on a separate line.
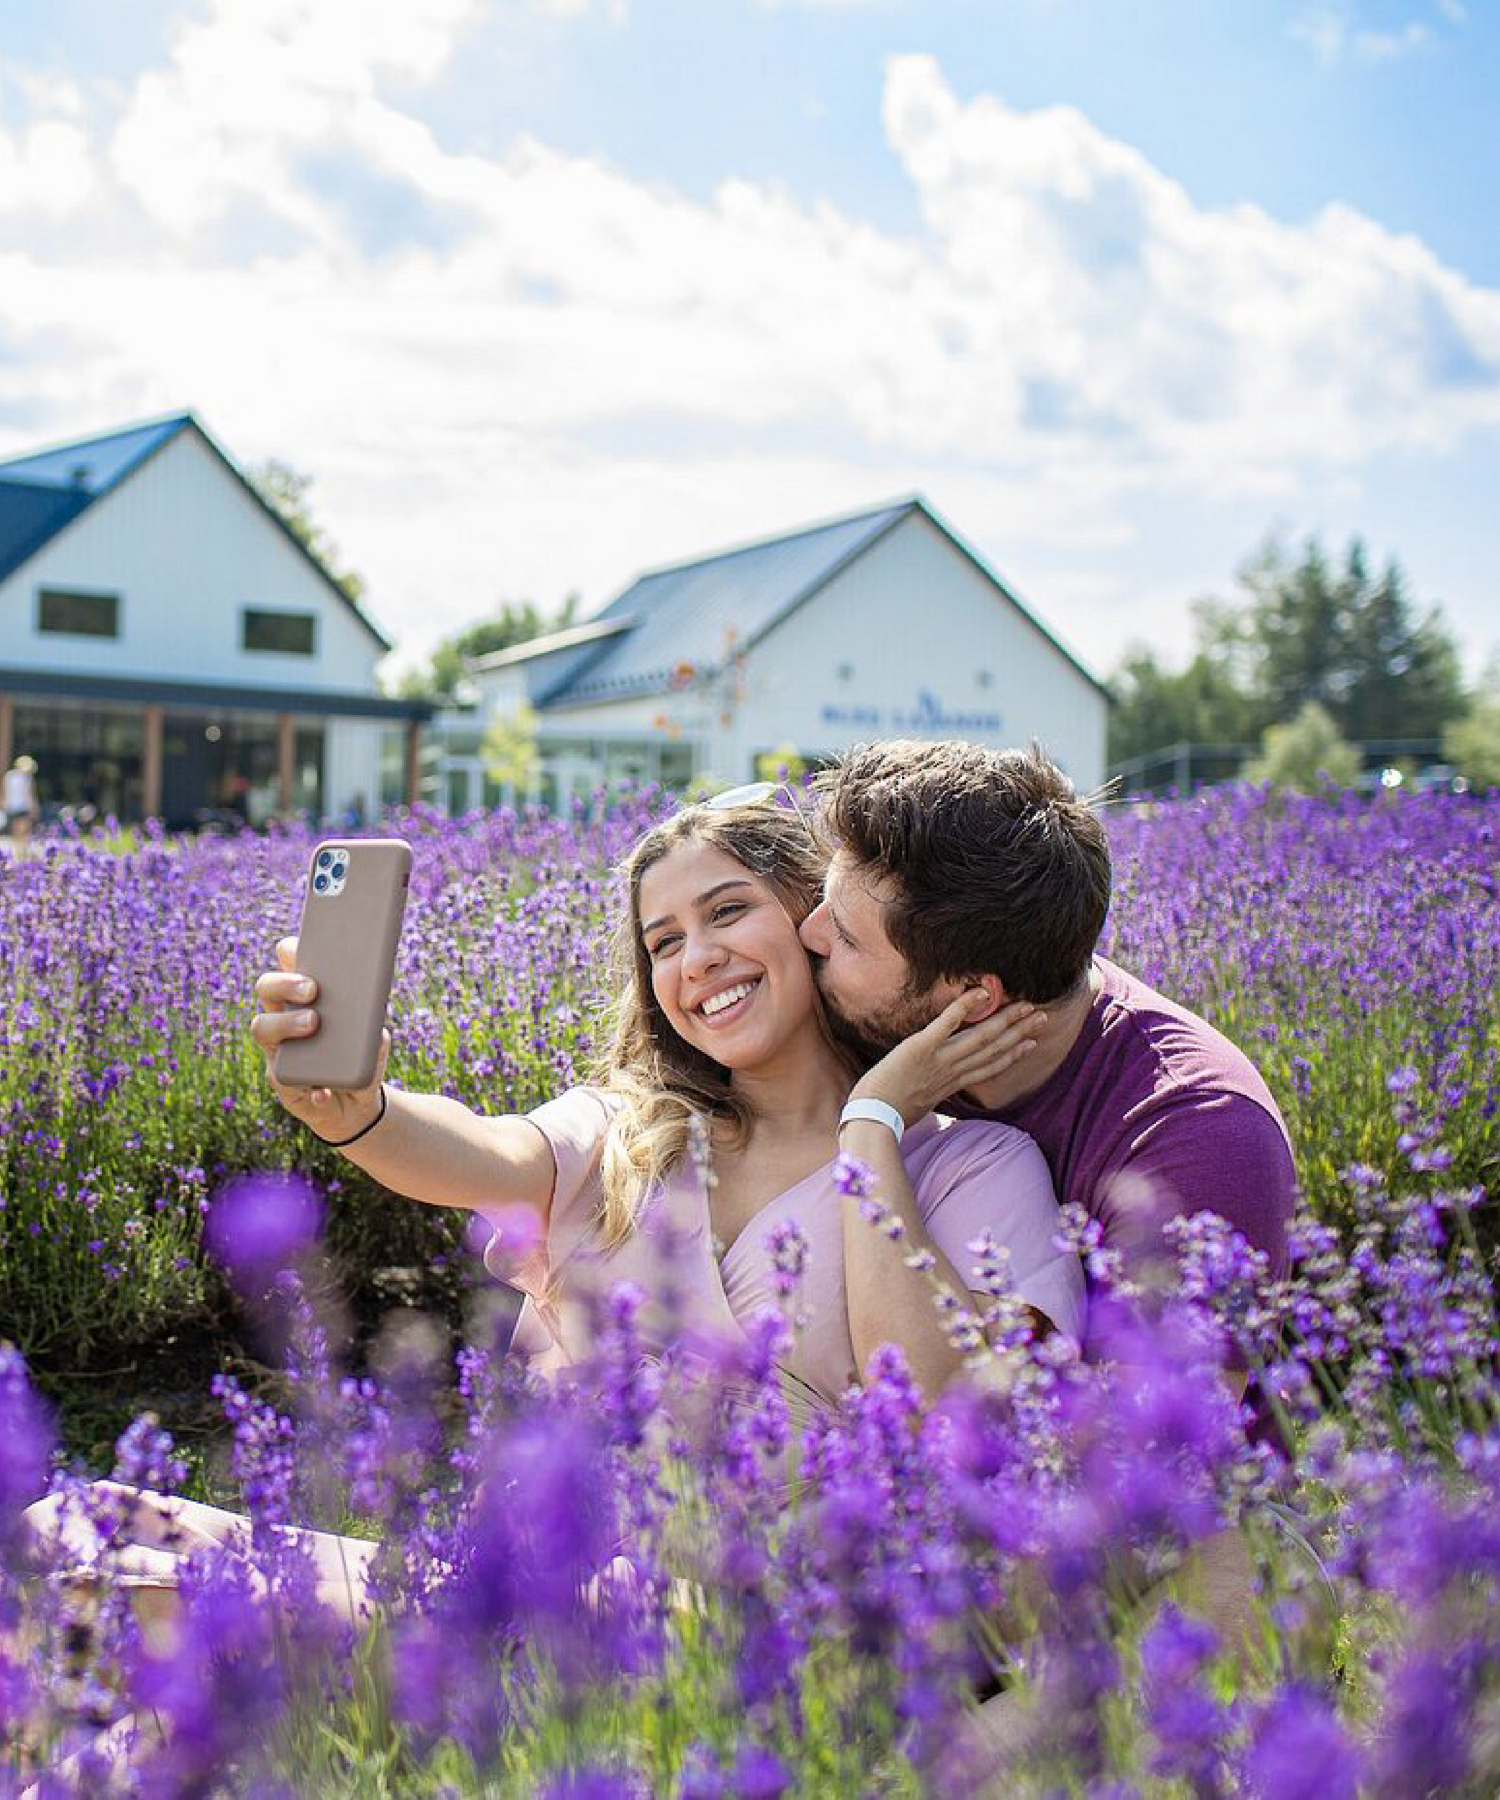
[838, 1097, 906, 1145]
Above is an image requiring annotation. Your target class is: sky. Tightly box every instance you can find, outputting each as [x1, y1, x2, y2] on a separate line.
[0, 0, 1496, 688]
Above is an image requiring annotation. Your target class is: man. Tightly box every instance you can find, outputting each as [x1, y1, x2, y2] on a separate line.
[801, 738, 1295, 1323]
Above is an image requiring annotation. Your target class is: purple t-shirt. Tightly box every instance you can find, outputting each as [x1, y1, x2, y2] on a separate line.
[953, 957, 1295, 1305]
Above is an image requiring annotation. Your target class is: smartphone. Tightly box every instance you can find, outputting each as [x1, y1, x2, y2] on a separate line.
[273, 838, 412, 1091]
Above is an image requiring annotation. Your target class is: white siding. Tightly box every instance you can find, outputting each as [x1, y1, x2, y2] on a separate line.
[0, 427, 384, 688]
[722, 512, 1107, 789]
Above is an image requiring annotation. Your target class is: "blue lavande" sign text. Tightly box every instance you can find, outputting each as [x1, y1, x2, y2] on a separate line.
[819, 689, 1003, 734]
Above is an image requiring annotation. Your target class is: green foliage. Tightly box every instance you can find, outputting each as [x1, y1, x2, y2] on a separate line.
[481, 702, 540, 794]
[1444, 687, 1500, 791]
[1107, 627, 1254, 767]
[246, 458, 367, 603]
[1243, 701, 1361, 794]
[1107, 535, 1467, 769]
[394, 596, 580, 703]
[1236, 536, 1464, 742]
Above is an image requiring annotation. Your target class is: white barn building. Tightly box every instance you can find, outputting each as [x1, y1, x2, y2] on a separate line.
[459, 498, 1107, 811]
[0, 414, 430, 828]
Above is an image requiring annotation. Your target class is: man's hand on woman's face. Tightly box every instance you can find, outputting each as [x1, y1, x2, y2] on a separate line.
[847, 991, 1044, 1125]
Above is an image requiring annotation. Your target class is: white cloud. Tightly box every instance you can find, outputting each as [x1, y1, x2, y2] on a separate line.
[0, 68, 97, 215]
[1290, 2, 1468, 65]
[0, 17, 1496, 672]
[0, 117, 96, 215]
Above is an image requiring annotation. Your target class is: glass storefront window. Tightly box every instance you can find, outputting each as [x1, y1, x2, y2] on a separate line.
[161, 713, 281, 829]
[11, 704, 144, 821]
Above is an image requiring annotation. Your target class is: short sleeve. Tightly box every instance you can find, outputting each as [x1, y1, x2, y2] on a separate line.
[1094, 1091, 1296, 1281]
[916, 1121, 1086, 1346]
[477, 1086, 617, 1288]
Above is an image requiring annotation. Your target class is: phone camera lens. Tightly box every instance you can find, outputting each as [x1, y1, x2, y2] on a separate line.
[314, 873, 329, 892]
[317, 851, 333, 869]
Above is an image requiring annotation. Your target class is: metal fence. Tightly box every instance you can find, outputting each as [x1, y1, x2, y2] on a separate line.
[1106, 738, 1448, 797]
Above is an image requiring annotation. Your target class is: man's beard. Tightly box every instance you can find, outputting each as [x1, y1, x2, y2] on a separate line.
[813, 964, 937, 1065]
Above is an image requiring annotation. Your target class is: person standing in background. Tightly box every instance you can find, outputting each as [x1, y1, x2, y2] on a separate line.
[3, 754, 39, 853]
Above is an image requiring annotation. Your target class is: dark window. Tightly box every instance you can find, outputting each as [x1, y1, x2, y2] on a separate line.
[242, 609, 316, 655]
[37, 589, 120, 638]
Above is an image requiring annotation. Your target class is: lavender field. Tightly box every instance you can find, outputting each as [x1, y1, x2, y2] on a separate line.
[2, 788, 1499, 1797]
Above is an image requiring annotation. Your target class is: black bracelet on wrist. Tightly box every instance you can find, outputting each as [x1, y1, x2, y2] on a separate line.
[315, 1083, 388, 1148]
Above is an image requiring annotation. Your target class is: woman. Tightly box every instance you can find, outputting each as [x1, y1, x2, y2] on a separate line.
[23, 796, 1082, 1640]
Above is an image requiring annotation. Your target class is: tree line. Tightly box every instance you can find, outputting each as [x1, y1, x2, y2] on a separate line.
[1107, 534, 1499, 789]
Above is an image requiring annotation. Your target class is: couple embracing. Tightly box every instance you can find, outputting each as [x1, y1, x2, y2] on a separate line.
[266, 736, 1295, 1406]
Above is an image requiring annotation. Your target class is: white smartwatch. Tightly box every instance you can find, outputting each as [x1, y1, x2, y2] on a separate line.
[838, 1097, 906, 1144]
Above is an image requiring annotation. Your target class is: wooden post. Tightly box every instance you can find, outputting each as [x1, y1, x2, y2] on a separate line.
[404, 719, 422, 807]
[276, 713, 295, 816]
[142, 706, 163, 821]
[0, 694, 12, 775]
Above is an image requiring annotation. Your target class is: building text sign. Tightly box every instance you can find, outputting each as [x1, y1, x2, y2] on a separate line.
[819, 689, 1003, 735]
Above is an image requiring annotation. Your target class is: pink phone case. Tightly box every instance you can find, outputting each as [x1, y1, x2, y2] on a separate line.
[274, 838, 412, 1091]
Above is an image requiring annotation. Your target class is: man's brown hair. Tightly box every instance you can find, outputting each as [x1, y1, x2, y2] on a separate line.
[822, 740, 1112, 1004]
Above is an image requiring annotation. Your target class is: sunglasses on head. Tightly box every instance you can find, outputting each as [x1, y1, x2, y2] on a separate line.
[702, 781, 781, 811]
[700, 779, 822, 848]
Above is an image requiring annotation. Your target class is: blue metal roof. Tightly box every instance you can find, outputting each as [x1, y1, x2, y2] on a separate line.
[0, 479, 92, 586]
[541, 500, 917, 706]
[0, 415, 191, 493]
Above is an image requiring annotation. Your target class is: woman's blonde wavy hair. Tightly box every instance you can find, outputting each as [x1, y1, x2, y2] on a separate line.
[589, 801, 850, 1249]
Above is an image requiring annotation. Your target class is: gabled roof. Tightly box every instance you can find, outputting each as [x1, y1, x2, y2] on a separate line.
[531, 495, 1106, 709]
[534, 500, 915, 707]
[0, 413, 390, 651]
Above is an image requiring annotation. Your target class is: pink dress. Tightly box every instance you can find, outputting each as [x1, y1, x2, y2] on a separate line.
[480, 1087, 1085, 1408]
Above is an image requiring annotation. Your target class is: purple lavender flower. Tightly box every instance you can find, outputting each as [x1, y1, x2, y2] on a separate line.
[111, 1411, 187, 1491]
[763, 1217, 809, 1301]
[830, 1150, 872, 1197]
[204, 1171, 324, 1293]
[0, 1346, 52, 1552]
[727, 1743, 791, 1800]
[1242, 1683, 1360, 1800]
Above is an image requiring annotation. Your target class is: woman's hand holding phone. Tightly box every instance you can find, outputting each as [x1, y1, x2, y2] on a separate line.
[251, 934, 390, 1143]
